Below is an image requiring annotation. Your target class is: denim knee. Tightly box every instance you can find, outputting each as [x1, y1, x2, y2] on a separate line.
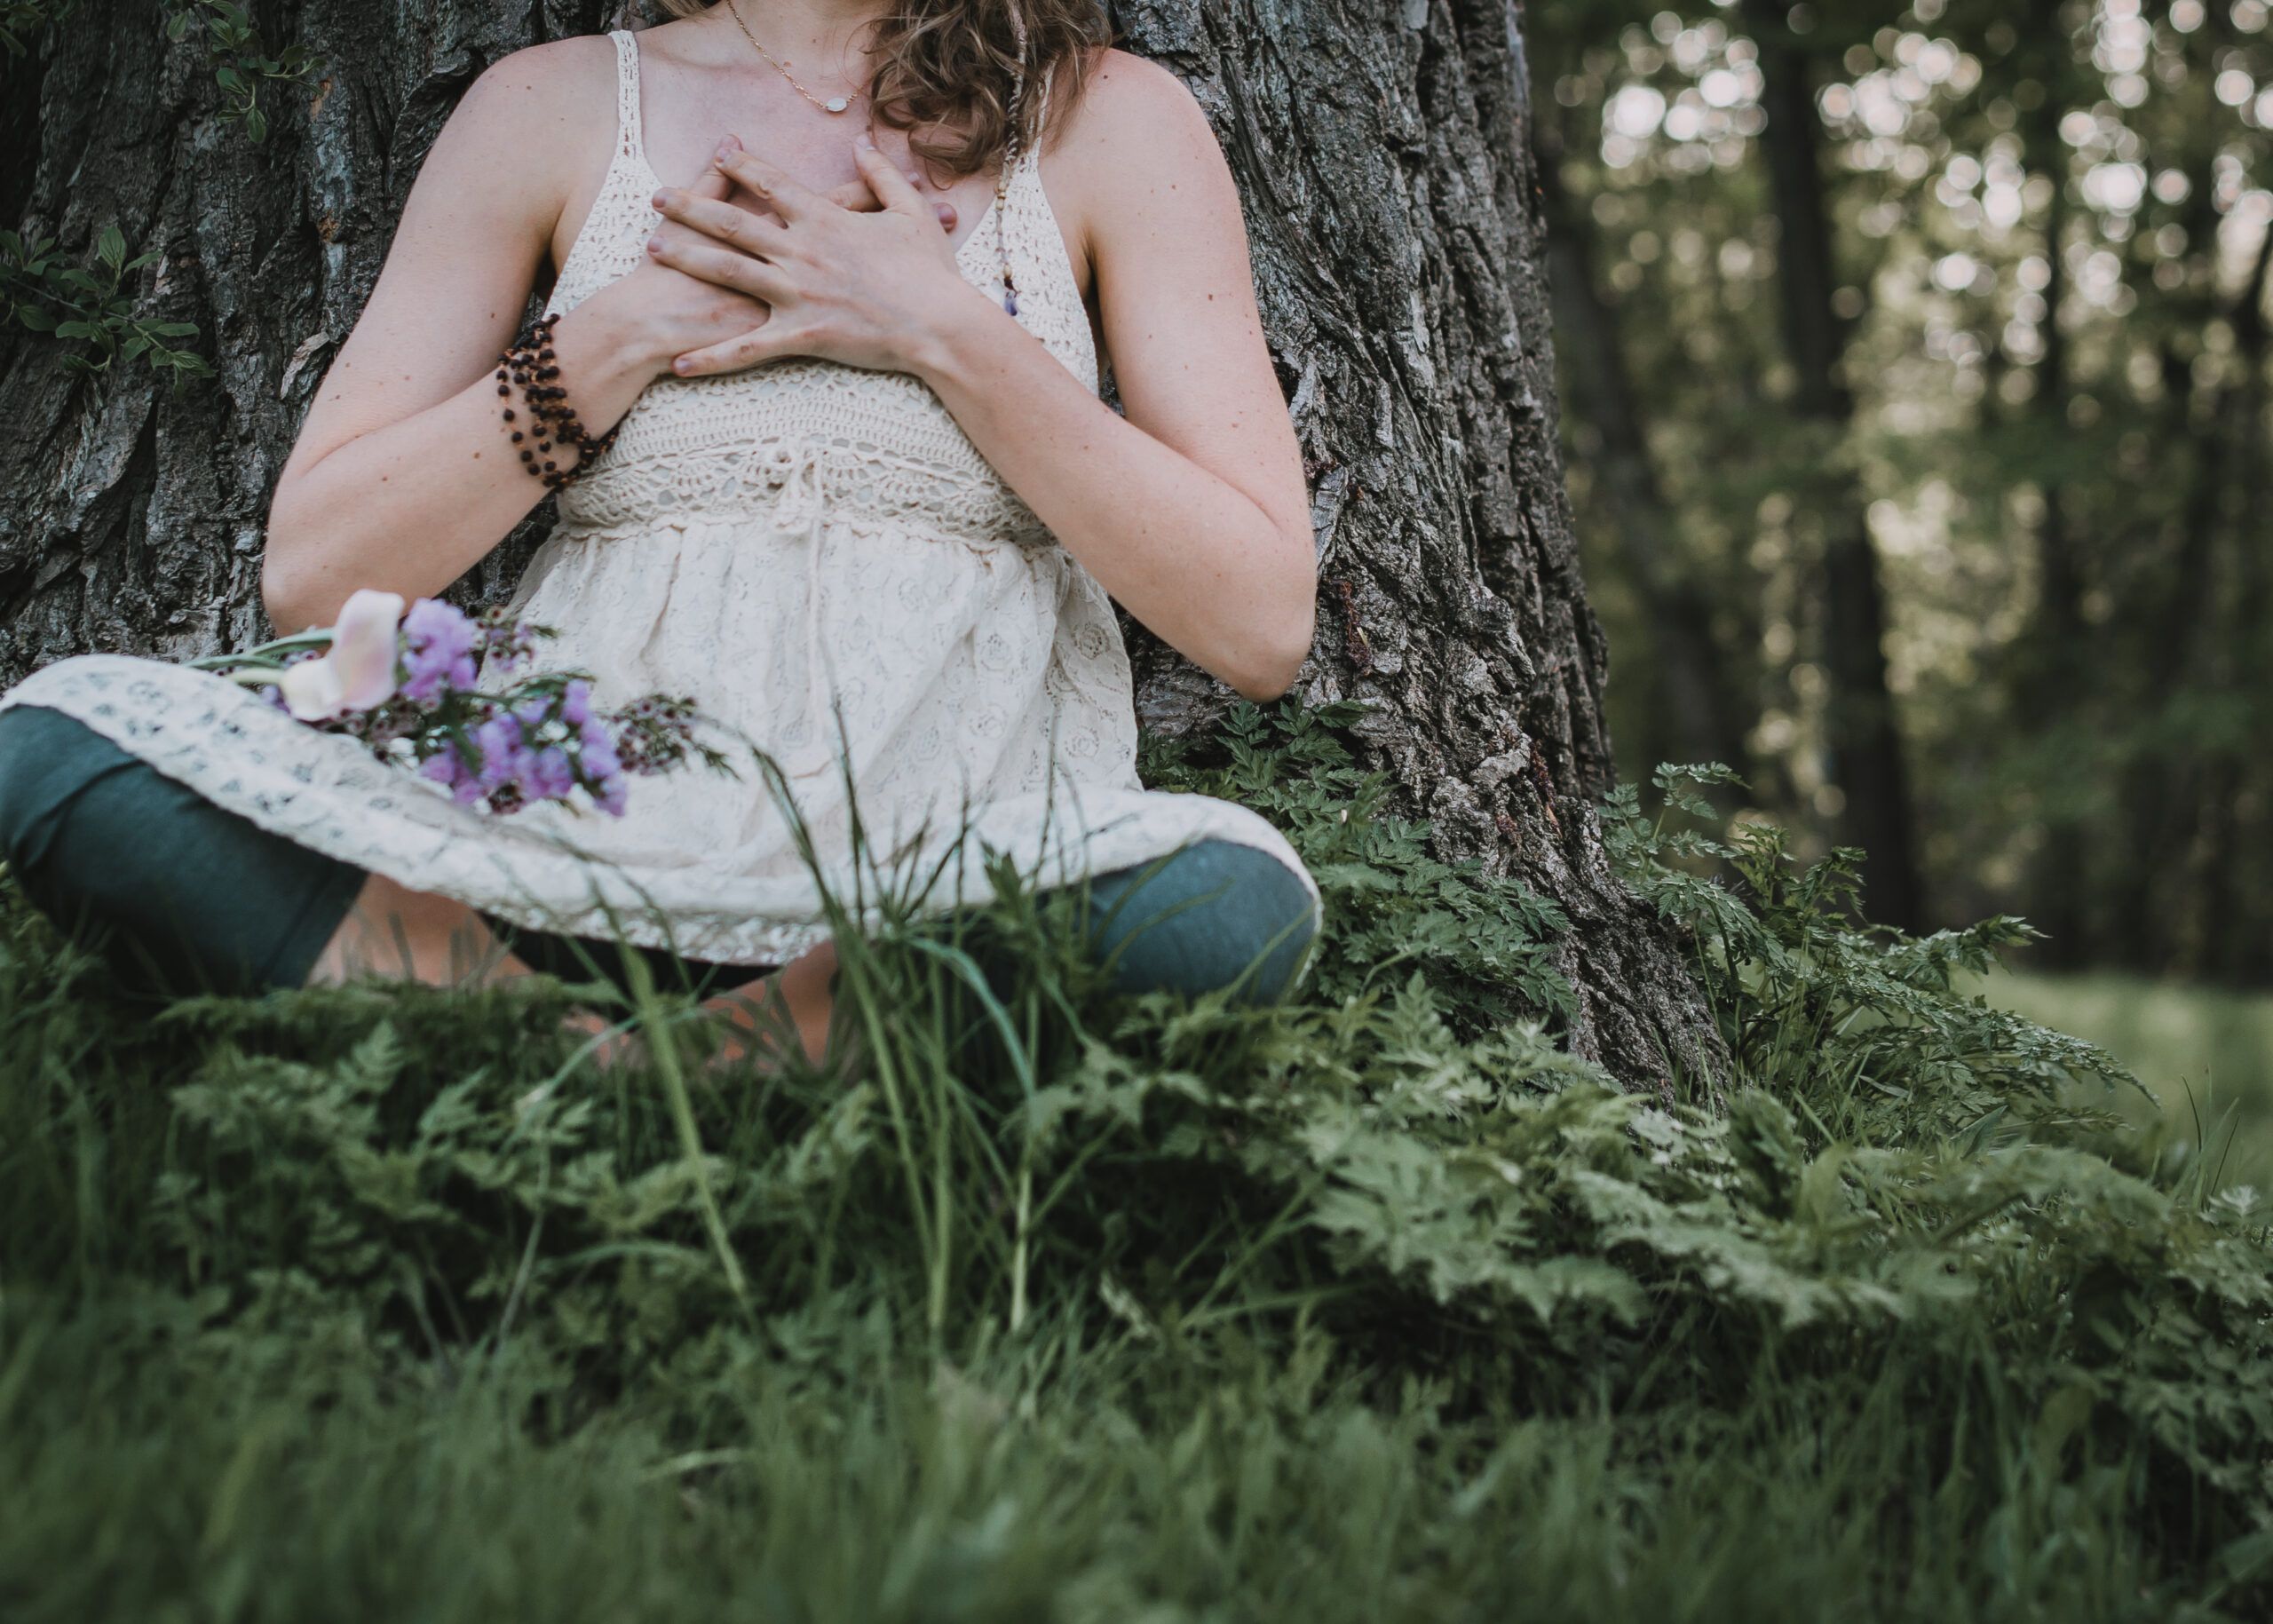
[0, 704, 365, 994]
[0, 706, 133, 899]
[1081, 837, 1319, 1006]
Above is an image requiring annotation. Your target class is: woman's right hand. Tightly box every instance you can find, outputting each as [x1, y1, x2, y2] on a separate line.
[562, 144, 769, 384]
[559, 136, 962, 385]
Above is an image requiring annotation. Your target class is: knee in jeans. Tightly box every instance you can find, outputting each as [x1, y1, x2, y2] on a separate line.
[0, 707, 118, 883]
[1089, 838, 1321, 1006]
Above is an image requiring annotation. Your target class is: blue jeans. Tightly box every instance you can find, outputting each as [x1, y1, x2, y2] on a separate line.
[0, 705, 1319, 1005]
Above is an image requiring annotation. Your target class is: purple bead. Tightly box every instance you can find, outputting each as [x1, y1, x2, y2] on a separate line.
[1003, 291, 1018, 316]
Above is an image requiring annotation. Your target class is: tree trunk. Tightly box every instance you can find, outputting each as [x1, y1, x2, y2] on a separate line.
[2011, 0, 2089, 967]
[0, 0, 1728, 1095]
[1533, 104, 1754, 785]
[1741, 0, 1927, 935]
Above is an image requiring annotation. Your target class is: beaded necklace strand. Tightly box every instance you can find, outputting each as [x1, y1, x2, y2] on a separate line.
[993, 9, 1031, 316]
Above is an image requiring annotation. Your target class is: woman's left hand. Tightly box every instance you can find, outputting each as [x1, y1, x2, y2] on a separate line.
[645, 139, 988, 379]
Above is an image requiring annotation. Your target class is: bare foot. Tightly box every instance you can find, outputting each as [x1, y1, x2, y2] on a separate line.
[702, 941, 843, 1074]
[311, 873, 534, 986]
[312, 875, 654, 1066]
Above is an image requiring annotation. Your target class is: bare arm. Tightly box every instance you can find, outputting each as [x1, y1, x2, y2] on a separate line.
[919, 59, 1316, 701]
[652, 53, 1316, 701]
[261, 41, 759, 631]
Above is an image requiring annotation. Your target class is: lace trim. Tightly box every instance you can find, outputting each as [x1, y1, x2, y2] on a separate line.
[612, 27, 645, 171]
[0, 657, 1319, 970]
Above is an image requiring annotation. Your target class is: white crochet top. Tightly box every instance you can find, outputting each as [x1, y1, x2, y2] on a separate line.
[0, 28, 1317, 966]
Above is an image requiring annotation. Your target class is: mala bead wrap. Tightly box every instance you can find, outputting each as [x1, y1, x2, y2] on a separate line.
[996, 11, 1030, 317]
[496, 313, 622, 491]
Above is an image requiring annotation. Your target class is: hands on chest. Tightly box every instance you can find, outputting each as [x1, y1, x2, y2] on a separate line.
[595, 132, 987, 383]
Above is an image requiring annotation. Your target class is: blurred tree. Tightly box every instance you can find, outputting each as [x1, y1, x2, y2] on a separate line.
[1742, 0, 1926, 931]
[1540, 0, 2273, 986]
[1537, 105, 1754, 780]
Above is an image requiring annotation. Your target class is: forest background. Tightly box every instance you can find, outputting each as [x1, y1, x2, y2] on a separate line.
[1540, 0, 2269, 998]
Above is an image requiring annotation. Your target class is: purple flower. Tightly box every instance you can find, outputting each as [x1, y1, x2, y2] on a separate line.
[578, 716, 622, 780]
[419, 741, 487, 808]
[561, 678, 593, 728]
[530, 744, 576, 802]
[472, 713, 528, 793]
[400, 598, 481, 705]
[478, 615, 541, 672]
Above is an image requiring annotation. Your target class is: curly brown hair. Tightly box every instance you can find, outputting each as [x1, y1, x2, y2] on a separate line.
[653, 0, 1111, 178]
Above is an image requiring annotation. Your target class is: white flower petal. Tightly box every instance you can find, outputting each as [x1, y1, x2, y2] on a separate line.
[278, 656, 347, 721]
[329, 588, 406, 709]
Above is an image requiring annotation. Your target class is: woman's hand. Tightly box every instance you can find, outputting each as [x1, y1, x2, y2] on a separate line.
[643, 139, 989, 378]
[564, 139, 774, 384]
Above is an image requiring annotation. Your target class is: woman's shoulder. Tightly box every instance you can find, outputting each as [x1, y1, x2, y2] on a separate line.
[449, 33, 621, 141]
[407, 35, 622, 236]
[1050, 47, 1210, 156]
[1048, 49, 1235, 251]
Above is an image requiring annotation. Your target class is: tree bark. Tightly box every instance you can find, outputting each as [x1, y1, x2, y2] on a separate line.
[0, 0, 1728, 1095]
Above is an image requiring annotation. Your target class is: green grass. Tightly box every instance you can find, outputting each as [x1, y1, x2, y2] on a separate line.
[4, 718, 2272, 1622]
[1984, 968, 2273, 1185]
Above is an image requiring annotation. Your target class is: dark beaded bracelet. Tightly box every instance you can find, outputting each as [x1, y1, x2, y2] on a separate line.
[496, 312, 622, 491]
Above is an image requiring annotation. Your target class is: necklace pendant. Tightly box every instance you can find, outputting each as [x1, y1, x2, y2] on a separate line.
[823, 96, 850, 113]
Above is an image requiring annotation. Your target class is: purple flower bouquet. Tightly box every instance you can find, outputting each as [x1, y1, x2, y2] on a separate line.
[193, 590, 732, 817]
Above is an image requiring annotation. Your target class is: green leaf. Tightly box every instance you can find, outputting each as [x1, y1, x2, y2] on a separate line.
[96, 224, 125, 268]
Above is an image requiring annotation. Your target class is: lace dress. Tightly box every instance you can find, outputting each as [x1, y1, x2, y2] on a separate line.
[0, 28, 1319, 969]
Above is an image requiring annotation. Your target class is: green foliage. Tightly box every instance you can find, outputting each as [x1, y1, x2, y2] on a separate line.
[1142, 698, 1577, 1035]
[1987, 966, 2273, 1186]
[0, 225, 207, 379]
[162, 0, 321, 143]
[1605, 762, 2150, 1135]
[1537, 5, 2273, 982]
[0, 0, 75, 57]
[3, 707, 2271, 1617]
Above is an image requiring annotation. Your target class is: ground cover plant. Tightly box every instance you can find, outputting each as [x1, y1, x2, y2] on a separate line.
[3, 700, 2270, 1621]
[1987, 969, 2273, 1186]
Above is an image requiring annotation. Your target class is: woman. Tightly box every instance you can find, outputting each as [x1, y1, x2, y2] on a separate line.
[0, 0, 1321, 1066]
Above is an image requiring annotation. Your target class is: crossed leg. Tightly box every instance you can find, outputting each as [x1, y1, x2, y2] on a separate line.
[0, 706, 1319, 1074]
[310, 870, 840, 1070]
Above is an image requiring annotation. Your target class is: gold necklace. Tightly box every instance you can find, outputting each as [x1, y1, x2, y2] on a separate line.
[724, 0, 859, 115]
